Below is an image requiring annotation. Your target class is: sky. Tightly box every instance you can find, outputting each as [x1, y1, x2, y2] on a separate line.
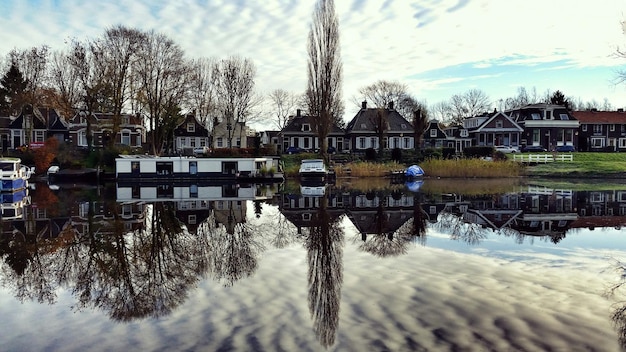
[1, 0, 626, 123]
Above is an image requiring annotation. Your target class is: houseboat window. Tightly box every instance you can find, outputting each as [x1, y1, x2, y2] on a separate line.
[131, 161, 140, 174]
[187, 123, 195, 132]
[222, 161, 237, 175]
[0, 162, 15, 171]
[189, 161, 197, 175]
[559, 114, 569, 120]
[156, 162, 173, 176]
[157, 184, 173, 198]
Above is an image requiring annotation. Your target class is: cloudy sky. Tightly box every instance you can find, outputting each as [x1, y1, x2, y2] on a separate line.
[1, 0, 626, 119]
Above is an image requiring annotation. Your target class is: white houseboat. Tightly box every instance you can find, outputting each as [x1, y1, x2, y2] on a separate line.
[0, 158, 34, 192]
[116, 155, 283, 183]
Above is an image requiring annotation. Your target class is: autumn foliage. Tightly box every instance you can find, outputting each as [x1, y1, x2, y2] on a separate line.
[32, 137, 59, 174]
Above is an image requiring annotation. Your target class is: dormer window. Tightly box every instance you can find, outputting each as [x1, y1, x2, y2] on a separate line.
[531, 113, 541, 120]
[302, 123, 310, 132]
[545, 111, 552, 119]
[559, 114, 569, 120]
[187, 123, 195, 132]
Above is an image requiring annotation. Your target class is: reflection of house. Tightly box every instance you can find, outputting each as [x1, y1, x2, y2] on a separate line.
[66, 111, 145, 149]
[345, 101, 413, 152]
[173, 113, 210, 153]
[9, 105, 68, 148]
[345, 190, 415, 240]
[572, 109, 626, 152]
[280, 110, 345, 152]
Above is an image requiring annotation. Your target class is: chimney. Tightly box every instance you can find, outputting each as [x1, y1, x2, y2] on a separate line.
[296, 109, 301, 117]
[618, 108, 624, 113]
[362, 101, 367, 109]
[388, 101, 394, 110]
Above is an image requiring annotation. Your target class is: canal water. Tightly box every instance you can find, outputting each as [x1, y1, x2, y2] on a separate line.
[2, 178, 626, 351]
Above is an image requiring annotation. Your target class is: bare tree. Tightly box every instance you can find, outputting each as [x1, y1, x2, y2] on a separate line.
[47, 50, 83, 118]
[268, 89, 299, 130]
[134, 30, 189, 155]
[214, 56, 259, 148]
[448, 89, 491, 125]
[187, 57, 219, 130]
[353, 79, 407, 109]
[430, 101, 451, 123]
[305, 0, 343, 162]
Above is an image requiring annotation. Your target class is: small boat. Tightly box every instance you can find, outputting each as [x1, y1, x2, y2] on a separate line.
[47, 166, 101, 183]
[0, 158, 33, 192]
[298, 159, 327, 179]
[404, 165, 425, 178]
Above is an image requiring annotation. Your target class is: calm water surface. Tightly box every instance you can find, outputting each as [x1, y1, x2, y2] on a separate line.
[2, 179, 626, 351]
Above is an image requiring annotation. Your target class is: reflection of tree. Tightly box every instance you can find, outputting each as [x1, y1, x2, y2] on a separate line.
[304, 196, 344, 348]
[436, 211, 487, 245]
[604, 258, 626, 349]
[73, 202, 201, 321]
[205, 201, 264, 286]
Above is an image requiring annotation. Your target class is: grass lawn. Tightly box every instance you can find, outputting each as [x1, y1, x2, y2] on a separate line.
[521, 152, 626, 178]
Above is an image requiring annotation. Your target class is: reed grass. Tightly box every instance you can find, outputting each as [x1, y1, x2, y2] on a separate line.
[420, 158, 523, 178]
[333, 161, 403, 177]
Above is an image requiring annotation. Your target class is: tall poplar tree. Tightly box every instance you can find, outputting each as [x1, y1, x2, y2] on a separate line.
[305, 0, 343, 162]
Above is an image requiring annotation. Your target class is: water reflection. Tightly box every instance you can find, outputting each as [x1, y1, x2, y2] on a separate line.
[2, 179, 626, 349]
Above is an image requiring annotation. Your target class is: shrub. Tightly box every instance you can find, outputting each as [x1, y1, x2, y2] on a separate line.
[365, 148, 377, 160]
[391, 148, 402, 162]
[442, 148, 456, 159]
[463, 146, 493, 158]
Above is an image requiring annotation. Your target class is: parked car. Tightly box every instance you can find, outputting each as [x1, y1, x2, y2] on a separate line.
[494, 145, 519, 153]
[193, 146, 210, 155]
[521, 145, 547, 152]
[286, 146, 306, 154]
[556, 145, 576, 152]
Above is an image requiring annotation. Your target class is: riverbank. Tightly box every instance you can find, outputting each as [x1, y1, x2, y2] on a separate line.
[522, 152, 626, 179]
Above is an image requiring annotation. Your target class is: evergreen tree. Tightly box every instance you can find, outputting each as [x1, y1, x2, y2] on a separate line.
[0, 63, 29, 115]
[550, 90, 570, 110]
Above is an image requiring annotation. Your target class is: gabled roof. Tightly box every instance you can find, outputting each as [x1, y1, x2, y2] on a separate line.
[471, 111, 523, 133]
[345, 102, 413, 133]
[281, 111, 344, 134]
[571, 110, 626, 124]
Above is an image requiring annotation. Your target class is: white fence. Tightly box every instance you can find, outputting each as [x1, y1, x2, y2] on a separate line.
[513, 154, 574, 163]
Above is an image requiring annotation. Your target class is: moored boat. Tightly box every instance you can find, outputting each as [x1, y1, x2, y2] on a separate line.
[0, 158, 34, 192]
[298, 159, 327, 180]
[115, 155, 283, 183]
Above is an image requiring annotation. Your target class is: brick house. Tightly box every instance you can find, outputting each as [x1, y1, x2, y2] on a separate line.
[572, 109, 626, 151]
[66, 111, 145, 149]
[507, 104, 578, 151]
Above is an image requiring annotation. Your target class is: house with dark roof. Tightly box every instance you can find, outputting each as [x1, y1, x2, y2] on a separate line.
[66, 111, 145, 149]
[259, 130, 280, 153]
[463, 110, 523, 148]
[442, 125, 472, 153]
[344, 101, 414, 152]
[507, 104, 579, 151]
[9, 105, 68, 149]
[211, 121, 251, 149]
[173, 113, 210, 153]
[279, 110, 345, 153]
[572, 109, 626, 151]
[421, 120, 448, 149]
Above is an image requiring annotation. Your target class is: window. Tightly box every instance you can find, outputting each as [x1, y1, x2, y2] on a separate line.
[236, 137, 241, 147]
[121, 130, 130, 145]
[360, 123, 367, 129]
[582, 124, 587, 132]
[620, 138, 626, 148]
[430, 129, 437, 137]
[611, 124, 616, 131]
[532, 130, 540, 143]
[594, 124, 602, 133]
[403, 137, 410, 148]
[217, 137, 223, 147]
[78, 130, 87, 146]
[531, 113, 541, 120]
[401, 123, 407, 129]
[370, 137, 376, 149]
[302, 124, 310, 132]
[460, 129, 468, 137]
[591, 137, 604, 147]
[136, 135, 141, 146]
[122, 116, 129, 124]
[545, 111, 552, 119]
[559, 113, 569, 120]
[34, 130, 45, 143]
[359, 137, 365, 149]
[187, 123, 195, 132]
[190, 138, 196, 147]
[495, 120, 503, 128]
